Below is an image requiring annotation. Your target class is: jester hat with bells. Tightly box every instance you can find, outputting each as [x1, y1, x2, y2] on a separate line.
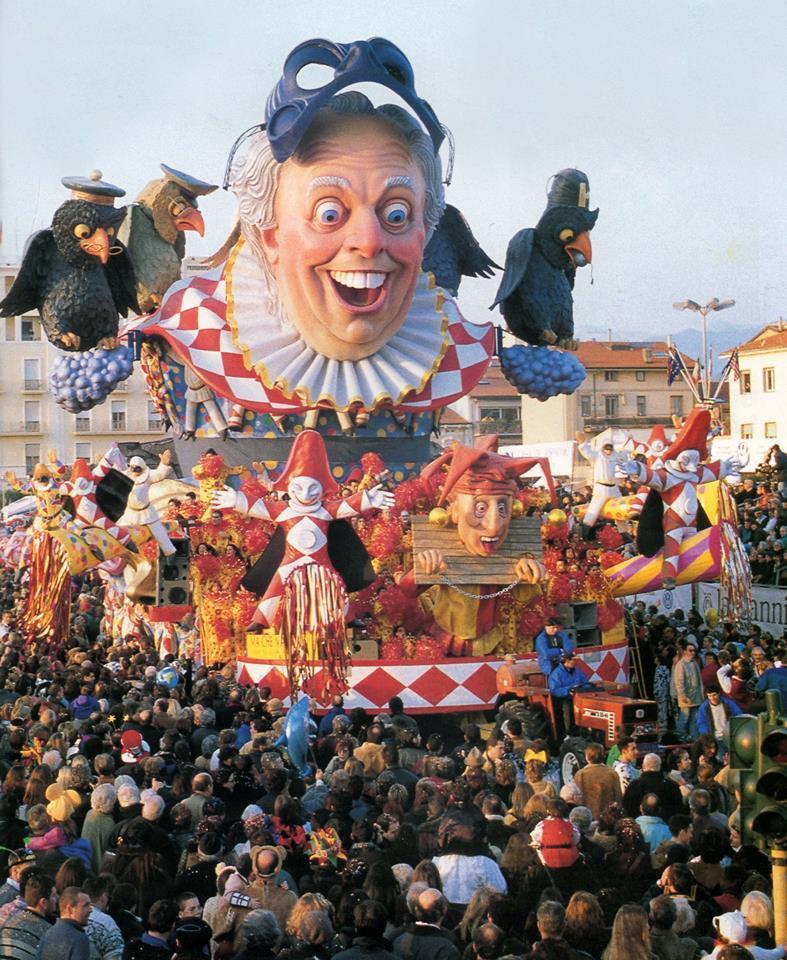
[422, 435, 556, 509]
[70, 459, 93, 484]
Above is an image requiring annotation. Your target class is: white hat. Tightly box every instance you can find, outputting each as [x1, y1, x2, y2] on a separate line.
[713, 911, 747, 944]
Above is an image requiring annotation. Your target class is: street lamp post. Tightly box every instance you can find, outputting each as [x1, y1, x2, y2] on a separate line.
[672, 298, 736, 399]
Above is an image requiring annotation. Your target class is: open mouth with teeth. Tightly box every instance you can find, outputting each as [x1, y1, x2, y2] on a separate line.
[328, 270, 388, 309]
[479, 536, 500, 555]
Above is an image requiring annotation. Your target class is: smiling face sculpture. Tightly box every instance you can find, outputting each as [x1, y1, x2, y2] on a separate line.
[259, 112, 428, 361]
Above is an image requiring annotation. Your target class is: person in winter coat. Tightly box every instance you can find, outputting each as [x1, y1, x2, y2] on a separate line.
[673, 642, 703, 740]
[697, 685, 743, 744]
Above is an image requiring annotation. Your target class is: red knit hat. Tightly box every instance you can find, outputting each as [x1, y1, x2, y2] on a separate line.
[663, 407, 711, 461]
[272, 430, 338, 496]
[70, 459, 93, 483]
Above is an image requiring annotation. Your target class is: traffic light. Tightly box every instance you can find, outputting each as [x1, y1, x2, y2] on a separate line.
[752, 694, 787, 847]
[728, 712, 759, 841]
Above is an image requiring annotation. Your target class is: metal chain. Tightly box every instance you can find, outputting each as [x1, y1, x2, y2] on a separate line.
[436, 578, 520, 600]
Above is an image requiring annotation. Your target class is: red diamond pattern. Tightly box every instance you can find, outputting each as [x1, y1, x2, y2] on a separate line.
[409, 666, 457, 705]
[352, 668, 406, 705]
[460, 663, 499, 702]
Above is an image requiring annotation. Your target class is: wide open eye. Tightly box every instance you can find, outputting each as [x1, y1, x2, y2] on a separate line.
[559, 228, 575, 243]
[73, 223, 91, 239]
[381, 200, 411, 229]
[313, 199, 346, 227]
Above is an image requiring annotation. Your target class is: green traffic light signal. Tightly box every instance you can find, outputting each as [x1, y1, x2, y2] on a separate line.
[752, 703, 787, 849]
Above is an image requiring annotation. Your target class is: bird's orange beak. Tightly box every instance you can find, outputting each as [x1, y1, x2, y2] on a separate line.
[175, 206, 205, 236]
[80, 227, 110, 265]
[564, 231, 592, 268]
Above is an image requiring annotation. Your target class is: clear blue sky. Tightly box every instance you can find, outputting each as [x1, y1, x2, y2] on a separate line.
[2, 1, 785, 343]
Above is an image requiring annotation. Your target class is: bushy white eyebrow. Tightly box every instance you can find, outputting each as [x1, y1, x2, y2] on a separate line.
[308, 176, 351, 191]
[385, 176, 416, 190]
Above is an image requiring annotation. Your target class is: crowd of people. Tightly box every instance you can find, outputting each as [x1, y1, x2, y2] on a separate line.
[0, 561, 782, 960]
[732, 453, 787, 585]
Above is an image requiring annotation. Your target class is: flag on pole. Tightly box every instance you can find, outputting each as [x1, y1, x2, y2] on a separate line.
[667, 349, 682, 385]
[691, 359, 701, 384]
[729, 348, 740, 381]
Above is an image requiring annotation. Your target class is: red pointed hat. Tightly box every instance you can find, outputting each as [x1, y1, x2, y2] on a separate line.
[663, 407, 711, 461]
[70, 459, 93, 483]
[646, 425, 669, 448]
[422, 435, 541, 505]
[272, 430, 338, 495]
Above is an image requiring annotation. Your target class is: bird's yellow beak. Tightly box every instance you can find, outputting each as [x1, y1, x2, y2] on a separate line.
[175, 206, 205, 237]
[80, 227, 110, 265]
[564, 231, 592, 268]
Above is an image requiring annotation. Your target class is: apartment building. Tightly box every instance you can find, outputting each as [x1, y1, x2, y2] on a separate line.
[1, 263, 166, 479]
[519, 339, 696, 443]
[723, 321, 787, 448]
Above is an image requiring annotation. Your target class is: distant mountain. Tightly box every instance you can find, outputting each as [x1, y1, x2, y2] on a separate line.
[667, 321, 762, 372]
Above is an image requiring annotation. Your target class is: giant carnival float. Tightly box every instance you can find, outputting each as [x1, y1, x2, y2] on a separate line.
[0, 37, 752, 733]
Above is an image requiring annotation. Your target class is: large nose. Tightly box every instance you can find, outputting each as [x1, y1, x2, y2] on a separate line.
[482, 507, 506, 536]
[346, 207, 384, 259]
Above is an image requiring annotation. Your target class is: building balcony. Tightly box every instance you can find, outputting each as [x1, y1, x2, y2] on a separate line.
[22, 379, 42, 391]
[24, 421, 40, 433]
[582, 415, 674, 431]
[74, 420, 91, 433]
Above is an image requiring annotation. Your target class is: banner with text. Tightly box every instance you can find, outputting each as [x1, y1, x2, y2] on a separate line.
[696, 582, 787, 635]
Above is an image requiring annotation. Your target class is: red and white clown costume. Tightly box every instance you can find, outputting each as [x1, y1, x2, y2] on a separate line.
[213, 430, 394, 629]
[631, 424, 670, 516]
[621, 408, 740, 588]
[59, 446, 135, 548]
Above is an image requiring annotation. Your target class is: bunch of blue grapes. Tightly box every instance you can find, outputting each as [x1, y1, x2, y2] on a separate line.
[500, 344, 586, 401]
[49, 345, 134, 413]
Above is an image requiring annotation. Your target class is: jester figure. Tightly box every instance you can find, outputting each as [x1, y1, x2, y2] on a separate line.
[213, 429, 393, 692]
[3, 458, 74, 645]
[622, 407, 741, 589]
[59, 445, 136, 551]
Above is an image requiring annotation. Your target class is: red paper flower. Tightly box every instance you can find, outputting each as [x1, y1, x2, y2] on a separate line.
[548, 573, 573, 604]
[361, 451, 387, 479]
[599, 550, 623, 569]
[597, 598, 624, 631]
[193, 453, 225, 480]
[596, 525, 623, 549]
[194, 553, 221, 579]
[381, 637, 405, 659]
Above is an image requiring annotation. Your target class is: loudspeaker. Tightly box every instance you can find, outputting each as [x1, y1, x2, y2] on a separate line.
[351, 639, 379, 659]
[157, 538, 192, 606]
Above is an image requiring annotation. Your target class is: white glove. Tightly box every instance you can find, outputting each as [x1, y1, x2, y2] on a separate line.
[211, 486, 238, 511]
[365, 484, 395, 510]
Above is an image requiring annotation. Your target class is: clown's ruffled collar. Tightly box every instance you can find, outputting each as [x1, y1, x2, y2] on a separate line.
[134, 237, 495, 415]
[226, 238, 450, 410]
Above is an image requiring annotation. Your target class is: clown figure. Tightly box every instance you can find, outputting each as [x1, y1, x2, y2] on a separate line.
[212, 430, 393, 631]
[119, 451, 176, 555]
[59, 445, 136, 550]
[621, 407, 742, 589]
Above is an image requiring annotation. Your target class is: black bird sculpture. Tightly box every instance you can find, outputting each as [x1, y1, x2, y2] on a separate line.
[0, 172, 138, 352]
[491, 169, 598, 348]
[423, 204, 499, 296]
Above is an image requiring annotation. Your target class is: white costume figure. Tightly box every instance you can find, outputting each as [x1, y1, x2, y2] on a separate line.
[120, 451, 176, 555]
[183, 367, 228, 440]
[575, 431, 629, 529]
[621, 408, 741, 589]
